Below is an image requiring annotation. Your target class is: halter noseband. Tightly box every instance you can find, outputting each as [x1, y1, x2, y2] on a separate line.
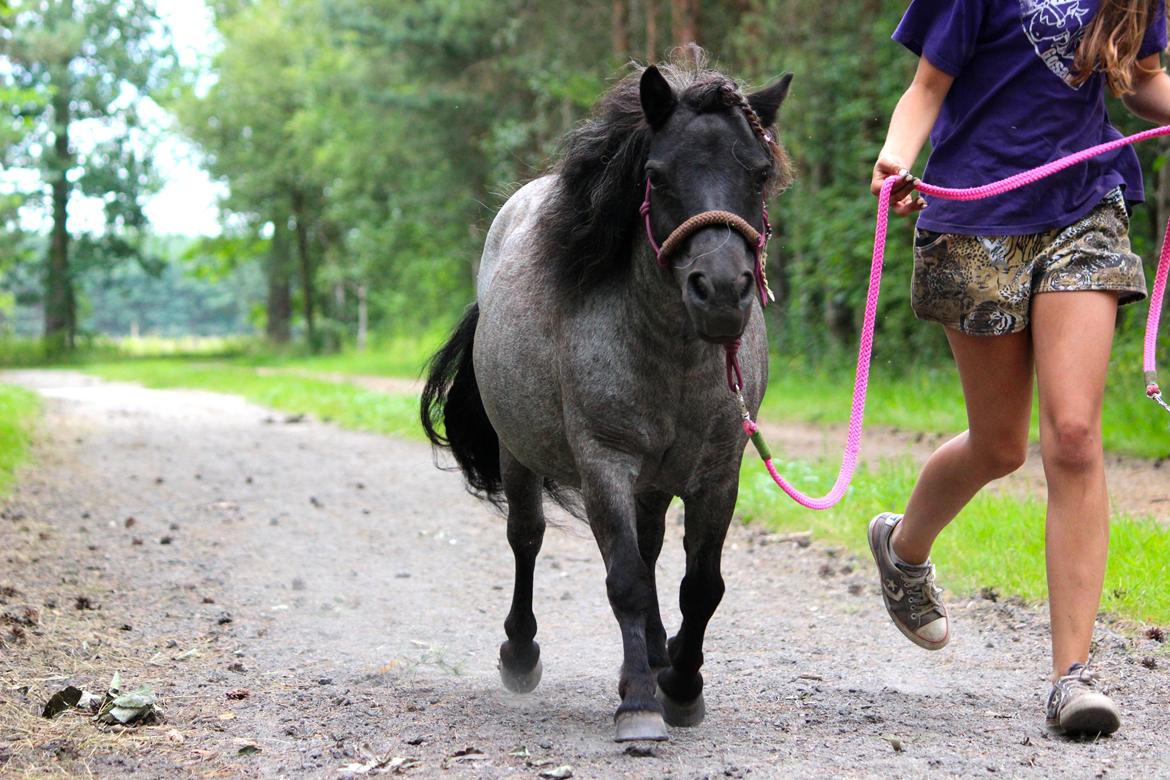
[639, 179, 775, 308]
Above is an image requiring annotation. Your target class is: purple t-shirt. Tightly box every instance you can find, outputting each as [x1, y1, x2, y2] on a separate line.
[894, 0, 1168, 235]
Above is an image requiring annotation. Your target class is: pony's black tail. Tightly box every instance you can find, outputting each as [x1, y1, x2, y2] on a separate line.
[421, 304, 502, 501]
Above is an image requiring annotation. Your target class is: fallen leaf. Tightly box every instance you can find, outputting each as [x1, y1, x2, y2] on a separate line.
[540, 766, 574, 779]
[96, 687, 157, 725]
[226, 689, 249, 700]
[218, 711, 236, 721]
[42, 686, 82, 718]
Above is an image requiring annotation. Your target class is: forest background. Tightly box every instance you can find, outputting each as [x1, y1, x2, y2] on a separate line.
[3, 0, 1165, 366]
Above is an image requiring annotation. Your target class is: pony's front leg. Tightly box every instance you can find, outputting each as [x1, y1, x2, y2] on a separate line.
[583, 465, 668, 742]
[635, 491, 673, 670]
[656, 484, 737, 728]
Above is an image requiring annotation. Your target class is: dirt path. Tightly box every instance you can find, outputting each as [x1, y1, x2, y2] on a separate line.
[1, 370, 1168, 778]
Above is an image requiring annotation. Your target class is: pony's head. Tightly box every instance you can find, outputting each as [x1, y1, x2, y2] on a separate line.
[541, 51, 792, 344]
[640, 64, 792, 343]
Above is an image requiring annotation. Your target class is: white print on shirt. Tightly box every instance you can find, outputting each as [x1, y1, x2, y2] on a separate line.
[1019, 0, 1091, 88]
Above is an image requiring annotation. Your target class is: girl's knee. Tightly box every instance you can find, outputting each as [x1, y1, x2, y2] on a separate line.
[1043, 419, 1102, 473]
[970, 437, 1027, 479]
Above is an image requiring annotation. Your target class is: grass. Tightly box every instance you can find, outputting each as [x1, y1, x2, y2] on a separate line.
[736, 456, 1170, 626]
[232, 333, 441, 379]
[82, 360, 423, 441]
[762, 337, 1170, 460]
[5, 330, 1165, 457]
[0, 384, 39, 499]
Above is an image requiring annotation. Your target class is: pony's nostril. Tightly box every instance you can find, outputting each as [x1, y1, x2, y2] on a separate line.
[688, 273, 711, 303]
[737, 272, 754, 301]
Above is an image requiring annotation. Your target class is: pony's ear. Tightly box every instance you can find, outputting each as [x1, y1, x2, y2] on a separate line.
[747, 73, 793, 127]
[640, 66, 676, 130]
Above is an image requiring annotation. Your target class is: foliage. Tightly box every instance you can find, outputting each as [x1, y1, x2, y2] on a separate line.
[0, 0, 177, 346]
[0, 384, 39, 498]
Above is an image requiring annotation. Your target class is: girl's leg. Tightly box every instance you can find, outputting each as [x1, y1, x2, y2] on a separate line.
[891, 328, 1034, 564]
[1030, 291, 1117, 680]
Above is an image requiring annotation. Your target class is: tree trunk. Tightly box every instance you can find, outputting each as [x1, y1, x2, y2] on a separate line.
[290, 189, 316, 347]
[612, 0, 629, 59]
[671, 0, 697, 47]
[265, 217, 293, 343]
[646, 0, 658, 62]
[356, 284, 368, 351]
[44, 71, 74, 348]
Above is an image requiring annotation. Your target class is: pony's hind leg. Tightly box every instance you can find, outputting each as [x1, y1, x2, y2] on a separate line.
[635, 491, 673, 670]
[656, 486, 736, 728]
[498, 449, 546, 693]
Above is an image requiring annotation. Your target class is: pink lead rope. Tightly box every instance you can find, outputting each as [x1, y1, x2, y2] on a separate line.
[740, 125, 1170, 510]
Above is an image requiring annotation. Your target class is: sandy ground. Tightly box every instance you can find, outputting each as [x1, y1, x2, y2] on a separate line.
[1, 369, 1168, 779]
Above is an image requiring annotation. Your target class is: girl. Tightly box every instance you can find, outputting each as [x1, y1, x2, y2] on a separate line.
[868, 0, 1169, 737]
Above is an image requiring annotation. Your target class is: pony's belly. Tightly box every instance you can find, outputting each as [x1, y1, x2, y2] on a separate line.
[473, 309, 579, 487]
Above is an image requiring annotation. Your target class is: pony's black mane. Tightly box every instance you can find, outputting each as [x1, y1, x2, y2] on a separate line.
[537, 51, 791, 295]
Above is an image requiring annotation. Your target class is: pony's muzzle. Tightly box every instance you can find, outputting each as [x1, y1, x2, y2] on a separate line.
[682, 267, 755, 343]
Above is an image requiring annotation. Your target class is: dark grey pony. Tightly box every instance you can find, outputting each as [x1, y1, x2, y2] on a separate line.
[422, 53, 792, 742]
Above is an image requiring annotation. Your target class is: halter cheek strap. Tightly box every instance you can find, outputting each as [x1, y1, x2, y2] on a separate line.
[639, 179, 775, 309]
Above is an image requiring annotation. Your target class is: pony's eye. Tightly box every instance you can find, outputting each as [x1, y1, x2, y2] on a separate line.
[645, 164, 668, 189]
[752, 166, 771, 193]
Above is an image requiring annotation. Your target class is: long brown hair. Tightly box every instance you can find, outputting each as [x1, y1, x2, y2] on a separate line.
[1073, 0, 1166, 95]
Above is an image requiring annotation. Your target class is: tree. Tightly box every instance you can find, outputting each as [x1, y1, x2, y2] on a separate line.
[174, 0, 329, 346]
[1, 0, 176, 349]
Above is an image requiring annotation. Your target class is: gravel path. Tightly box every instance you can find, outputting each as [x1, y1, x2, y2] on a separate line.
[1, 370, 1168, 778]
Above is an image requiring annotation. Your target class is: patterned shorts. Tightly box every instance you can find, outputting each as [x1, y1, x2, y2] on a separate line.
[911, 188, 1148, 336]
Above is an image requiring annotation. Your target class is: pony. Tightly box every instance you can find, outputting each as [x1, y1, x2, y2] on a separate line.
[422, 50, 793, 742]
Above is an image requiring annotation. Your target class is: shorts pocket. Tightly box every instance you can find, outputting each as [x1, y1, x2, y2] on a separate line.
[914, 228, 946, 250]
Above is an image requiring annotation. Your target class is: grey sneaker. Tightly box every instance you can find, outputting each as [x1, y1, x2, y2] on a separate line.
[867, 512, 949, 650]
[1046, 663, 1120, 736]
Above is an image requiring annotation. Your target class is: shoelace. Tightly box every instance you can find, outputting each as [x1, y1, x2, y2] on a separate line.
[902, 566, 944, 619]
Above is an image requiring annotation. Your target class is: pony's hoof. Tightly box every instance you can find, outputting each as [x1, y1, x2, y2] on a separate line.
[657, 688, 705, 727]
[499, 657, 542, 693]
[499, 640, 542, 693]
[614, 710, 668, 742]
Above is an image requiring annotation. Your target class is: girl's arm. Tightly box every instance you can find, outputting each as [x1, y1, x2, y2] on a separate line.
[1121, 54, 1170, 124]
[872, 56, 955, 216]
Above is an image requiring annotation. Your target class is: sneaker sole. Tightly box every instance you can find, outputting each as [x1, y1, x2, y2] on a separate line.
[1054, 700, 1121, 737]
[867, 514, 951, 651]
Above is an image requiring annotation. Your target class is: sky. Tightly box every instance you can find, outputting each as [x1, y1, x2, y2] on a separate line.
[141, 0, 224, 237]
[7, 0, 225, 238]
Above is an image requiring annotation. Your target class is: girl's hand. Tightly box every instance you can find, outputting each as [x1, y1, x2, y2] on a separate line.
[871, 157, 925, 216]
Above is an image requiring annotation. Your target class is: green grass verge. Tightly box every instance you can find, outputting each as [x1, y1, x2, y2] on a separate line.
[737, 456, 1170, 626]
[0, 384, 40, 499]
[84, 361, 423, 441]
[231, 334, 441, 379]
